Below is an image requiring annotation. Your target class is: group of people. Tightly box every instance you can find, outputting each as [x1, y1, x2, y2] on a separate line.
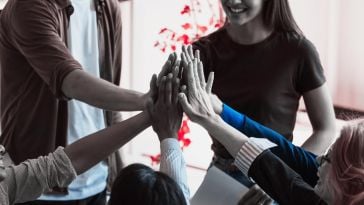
[0, 0, 363, 205]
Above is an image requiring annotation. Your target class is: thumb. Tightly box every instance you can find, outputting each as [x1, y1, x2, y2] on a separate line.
[149, 74, 158, 101]
[178, 93, 193, 117]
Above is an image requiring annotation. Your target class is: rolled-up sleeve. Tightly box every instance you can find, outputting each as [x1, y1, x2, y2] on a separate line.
[11, 0, 82, 99]
[4, 147, 76, 204]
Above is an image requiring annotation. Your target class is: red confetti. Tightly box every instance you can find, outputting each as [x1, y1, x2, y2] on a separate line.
[180, 5, 191, 15]
[159, 28, 168, 34]
[182, 23, 192, 30]
[197, 25, 208, 33]
[177, 34, 190, 45]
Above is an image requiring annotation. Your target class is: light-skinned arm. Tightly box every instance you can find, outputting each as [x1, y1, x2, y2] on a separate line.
[301, 83, 336, 155]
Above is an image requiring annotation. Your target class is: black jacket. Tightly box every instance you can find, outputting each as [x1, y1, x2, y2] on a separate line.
[248, 150, 328, 205]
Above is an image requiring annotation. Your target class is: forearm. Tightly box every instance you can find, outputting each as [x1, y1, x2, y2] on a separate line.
[64, 111, 150, 174]
[62, 69, 146, 111]
[201, 115, 248, 157]
[248, 151, 326, 205]
[301, 128, 336, 155]
[160, 138, 190, 202]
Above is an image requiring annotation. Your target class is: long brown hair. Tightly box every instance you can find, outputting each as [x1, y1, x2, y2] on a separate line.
[262, 0, 303, 37]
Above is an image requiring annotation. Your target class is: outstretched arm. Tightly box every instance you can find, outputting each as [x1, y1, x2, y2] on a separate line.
[64, 111, 150, 174]
[62, 53, 179, 112]
[147, 65, 190, 202]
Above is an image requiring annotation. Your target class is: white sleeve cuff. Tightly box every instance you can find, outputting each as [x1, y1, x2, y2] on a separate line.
[160, 138, 180, 152]
[234, 138, 276, 176]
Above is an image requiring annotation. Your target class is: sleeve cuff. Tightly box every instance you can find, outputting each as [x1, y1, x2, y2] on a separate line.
[160, 138, 181, 152]
[234, 138, 277, 176]
[221, 104, 245, 129]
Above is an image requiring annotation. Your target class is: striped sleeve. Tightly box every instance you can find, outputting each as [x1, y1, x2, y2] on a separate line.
[234, 138, 277, 176]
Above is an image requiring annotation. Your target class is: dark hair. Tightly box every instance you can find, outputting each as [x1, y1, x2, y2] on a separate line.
[262, 0, 303, 37]
[109, 163, 187, 205]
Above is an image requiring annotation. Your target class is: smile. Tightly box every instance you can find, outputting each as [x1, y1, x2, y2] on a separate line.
[228, 6, 248, 14]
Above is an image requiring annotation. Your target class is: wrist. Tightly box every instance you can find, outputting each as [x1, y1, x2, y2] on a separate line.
[200, 113, 223, 130]
[157, 130, 178, 142]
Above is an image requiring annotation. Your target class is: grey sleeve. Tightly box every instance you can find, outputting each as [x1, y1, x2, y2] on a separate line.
[4, 147, 77, 204]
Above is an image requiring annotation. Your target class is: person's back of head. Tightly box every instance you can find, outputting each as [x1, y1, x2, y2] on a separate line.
[109, 163, 187, 205]
[330, 119, 364, 205]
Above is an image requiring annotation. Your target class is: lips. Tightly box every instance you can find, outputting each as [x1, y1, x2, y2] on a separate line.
[227, 6, 248, 14]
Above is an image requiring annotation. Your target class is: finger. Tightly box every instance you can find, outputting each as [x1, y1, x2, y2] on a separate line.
[182, 45, 192, 63]
[195, 49, 200, 60]
[180, 85, 187, 94]
[197, 61, 206, 89]
[172, 78, 180, 104]
[158, 59, 171, 86]
[187, 61, 197, 94]
[159, 76, 167, 104]
[171, 52, 177, 64]
[166, 73, 173, 105]
[149, 74, 158, 101]
[187, 45, 194, 59]
[206, 72, 214, 93]
[178, 93, 194, 117]
[192, 59, 201, 90]
[172, 60, 180, 79]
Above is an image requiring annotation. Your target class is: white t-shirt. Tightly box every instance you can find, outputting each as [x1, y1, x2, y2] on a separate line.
[40, 0, 108, 200]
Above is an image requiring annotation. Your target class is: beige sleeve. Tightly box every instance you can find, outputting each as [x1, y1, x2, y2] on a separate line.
[4, 147, 77, 204]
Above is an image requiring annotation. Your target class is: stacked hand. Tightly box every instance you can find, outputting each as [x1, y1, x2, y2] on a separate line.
[147, 57, 182, 142]
[178, 58, 216, 125]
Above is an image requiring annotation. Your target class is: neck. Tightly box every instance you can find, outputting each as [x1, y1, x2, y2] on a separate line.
[226, 14, 273, 45]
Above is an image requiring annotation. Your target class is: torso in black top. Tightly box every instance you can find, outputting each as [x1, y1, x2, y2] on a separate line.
[193, 27, 326, 158]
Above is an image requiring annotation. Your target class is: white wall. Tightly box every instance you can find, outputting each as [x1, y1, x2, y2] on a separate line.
[290, 0, 364, 111]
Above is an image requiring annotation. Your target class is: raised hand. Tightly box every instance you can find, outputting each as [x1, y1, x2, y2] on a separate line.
[147, 72, 182, 142]
[181, 45, 200, 69]
[157, 52, 178, 86]
[178, 58, 216, 125]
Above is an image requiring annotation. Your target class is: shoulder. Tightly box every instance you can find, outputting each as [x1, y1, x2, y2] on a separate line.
[10, 0, 58, 33]
[278, 33, 319, 56]
[193, 27, 227, 50]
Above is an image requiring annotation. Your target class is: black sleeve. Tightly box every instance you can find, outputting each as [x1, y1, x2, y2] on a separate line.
[296, 38, 326, 94]
[248, 150, 327, 205]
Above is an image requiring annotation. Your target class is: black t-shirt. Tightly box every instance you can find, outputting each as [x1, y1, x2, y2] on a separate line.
[193, 27, 326, 158]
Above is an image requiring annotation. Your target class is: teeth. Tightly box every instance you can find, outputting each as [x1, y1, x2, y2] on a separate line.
[230, 7, 245, 13]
